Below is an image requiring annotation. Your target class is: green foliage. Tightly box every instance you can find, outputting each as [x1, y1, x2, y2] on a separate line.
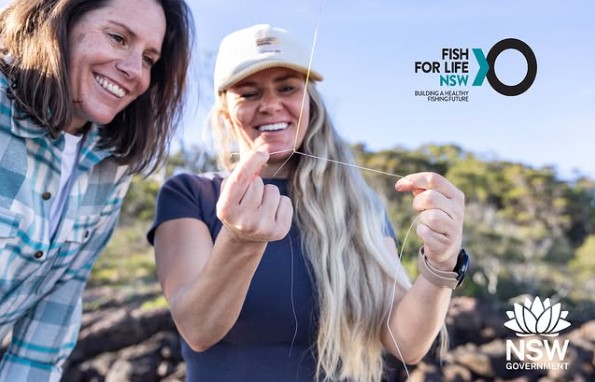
[90, 223, 156, 287]
[353, 143, 595, 305]
[570, 235, 595, 282]
[140, 295, 169, 311]
[166, 143, 218, 177]
[446, 156, 506, 205]
[564, 177, 595, 246]
[90, 145, 218, 290]
[96, 145, 595, 310]
[119, 175, 161, 225]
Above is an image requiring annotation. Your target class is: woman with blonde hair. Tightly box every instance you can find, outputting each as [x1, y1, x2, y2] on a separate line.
[149, 24, 467, 382]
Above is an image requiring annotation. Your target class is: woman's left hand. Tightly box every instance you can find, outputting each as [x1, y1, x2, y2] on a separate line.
[395, 172, 465, 271]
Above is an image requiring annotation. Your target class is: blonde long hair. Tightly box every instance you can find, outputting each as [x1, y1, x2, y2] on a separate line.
[211, 83, 413, 381]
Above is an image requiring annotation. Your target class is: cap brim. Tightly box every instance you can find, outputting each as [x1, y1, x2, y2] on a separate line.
[217, 61, 323, 93]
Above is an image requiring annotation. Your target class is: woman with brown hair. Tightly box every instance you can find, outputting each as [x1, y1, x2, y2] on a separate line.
[0, 0, 192, 379]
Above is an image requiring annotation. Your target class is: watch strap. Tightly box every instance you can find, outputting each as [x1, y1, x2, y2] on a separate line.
[417, 247, 460, 289]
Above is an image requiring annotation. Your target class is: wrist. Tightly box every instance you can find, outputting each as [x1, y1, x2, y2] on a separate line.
[417, 247, 470, 289]
[426, 252, 458, 272]
[219, 226, 268, 248]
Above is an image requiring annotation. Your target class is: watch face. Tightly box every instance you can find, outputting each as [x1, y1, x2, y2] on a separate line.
[455, 249, 470, 288]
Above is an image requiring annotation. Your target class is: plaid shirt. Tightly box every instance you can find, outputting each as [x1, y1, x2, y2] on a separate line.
[0, 73, 131, 381]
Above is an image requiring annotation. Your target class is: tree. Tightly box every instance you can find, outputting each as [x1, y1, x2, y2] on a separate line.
[570, 234, 595, 283]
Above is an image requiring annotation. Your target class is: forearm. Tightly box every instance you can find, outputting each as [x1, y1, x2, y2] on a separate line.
[169, 227, 267, 351]
[383, 276, 451, 364]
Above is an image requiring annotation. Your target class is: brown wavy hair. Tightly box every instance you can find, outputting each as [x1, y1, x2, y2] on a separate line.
[0, 0, 193, 174]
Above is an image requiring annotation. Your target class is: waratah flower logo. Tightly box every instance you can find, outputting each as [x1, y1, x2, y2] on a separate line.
[504, 296, 571, 337]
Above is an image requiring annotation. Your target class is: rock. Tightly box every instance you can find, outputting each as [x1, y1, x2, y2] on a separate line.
[449, 343, 494, 377]
[442, 363, 473, 381]
[3, 288, 591, 381]
[445, 296, 508, 347]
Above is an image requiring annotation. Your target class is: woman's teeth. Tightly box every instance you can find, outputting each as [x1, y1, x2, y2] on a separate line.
[258, 122, 288, 132]
[94, 75, 125, 98]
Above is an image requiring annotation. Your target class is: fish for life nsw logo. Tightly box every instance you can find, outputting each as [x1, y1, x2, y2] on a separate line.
[413, 38, 537, 102]
[504, 296, 571, 372]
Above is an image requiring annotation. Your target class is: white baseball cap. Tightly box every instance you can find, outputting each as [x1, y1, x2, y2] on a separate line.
[213, 24, 323, 94]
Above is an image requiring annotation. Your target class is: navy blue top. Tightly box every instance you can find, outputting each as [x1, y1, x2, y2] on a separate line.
[148, 172, 401, 381]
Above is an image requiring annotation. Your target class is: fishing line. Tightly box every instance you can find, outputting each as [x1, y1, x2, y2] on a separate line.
[294, 151, 404, 178]
[287, 231, 298, 357]
[268, 149, 407, 179]
[293, 15, 321, 151]
[387, 214, 419, 381]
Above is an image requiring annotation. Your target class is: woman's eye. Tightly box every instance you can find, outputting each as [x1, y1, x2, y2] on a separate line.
[279, 85, 296, 93]
[240, 91, 258, 99]
[143, 56, 156, 67]
[109, 33, 125, 45]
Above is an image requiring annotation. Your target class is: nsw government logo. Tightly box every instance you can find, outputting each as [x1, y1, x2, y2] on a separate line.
[504, 296, 571, 372]
[414, 38, 537, 102]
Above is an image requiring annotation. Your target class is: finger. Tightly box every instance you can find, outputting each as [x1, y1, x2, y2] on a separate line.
[395, 172, 464, 201]
[416, 212, 462, 259]
[416, 221, 460, 261]
[221, 150, 269, 204]
[417, 210, 457, 239]
[420, 241, 461, 266]
[412, 189, 463, 222]
[417, 223, 450, 251]
[412, 189, 450, 212]
[239, 176, 265, 208]
[259, 184, 281, 218]
[273, 195, 294, 239]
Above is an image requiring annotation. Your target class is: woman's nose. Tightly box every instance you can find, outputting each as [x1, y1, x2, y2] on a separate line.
[258, 93, 283, 113]
[115, 53, 144, 81]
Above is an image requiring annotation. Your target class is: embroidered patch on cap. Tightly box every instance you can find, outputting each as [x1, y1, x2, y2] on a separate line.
[255, 30, 281, 53]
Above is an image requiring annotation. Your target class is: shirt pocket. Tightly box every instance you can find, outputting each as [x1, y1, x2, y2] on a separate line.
[34, 214, 103, 295]
[64, 214, 102, 244]
[0, 208, 20, 251]
[0, 209, 26, 310]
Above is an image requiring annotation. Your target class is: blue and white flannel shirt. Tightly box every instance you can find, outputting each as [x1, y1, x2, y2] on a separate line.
[0, 73, 132, 381]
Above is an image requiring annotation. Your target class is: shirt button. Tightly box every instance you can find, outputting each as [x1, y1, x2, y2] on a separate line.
[34, 250, 44, 259]
[84, 230, 90, 239]
[42, 192, 52, 200]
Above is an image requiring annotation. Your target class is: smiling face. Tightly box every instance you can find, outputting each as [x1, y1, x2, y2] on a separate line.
[66, 0, 166, 134]
[224, 67, 310, 177]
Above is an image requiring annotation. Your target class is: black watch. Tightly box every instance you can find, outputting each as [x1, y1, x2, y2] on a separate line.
[453, 248, 470, 288]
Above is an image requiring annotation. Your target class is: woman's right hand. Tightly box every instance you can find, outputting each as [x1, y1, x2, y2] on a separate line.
[217, 149, 293, 243]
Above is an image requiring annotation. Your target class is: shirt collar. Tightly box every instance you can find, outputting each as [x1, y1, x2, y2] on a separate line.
[9, 101, 48, 139]
[2, 73, 116, 164]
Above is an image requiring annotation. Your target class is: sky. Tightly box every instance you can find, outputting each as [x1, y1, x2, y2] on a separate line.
[1, 0, 593, 180]
[185, 0, 595, 180]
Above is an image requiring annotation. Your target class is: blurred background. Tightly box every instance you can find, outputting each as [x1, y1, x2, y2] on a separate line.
[1, 0, 593, 381]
